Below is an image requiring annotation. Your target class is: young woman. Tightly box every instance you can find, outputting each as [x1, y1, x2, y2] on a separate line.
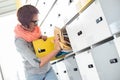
[14, 5, 61, 80]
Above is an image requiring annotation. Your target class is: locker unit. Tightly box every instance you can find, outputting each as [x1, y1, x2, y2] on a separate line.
[75, 51, 100, 80]
[55, 60, 70, 80]
[97, 0, 120, 34]
[64, 54, 82, 80]
[66, 1, 112, 52]
[91, 40, 120, 80]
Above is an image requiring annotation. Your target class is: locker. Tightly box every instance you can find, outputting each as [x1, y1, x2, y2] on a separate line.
[75, 51, 100, 80]
[37, 0, 56, 25]
[64, 54, 82, 80]
[97, 0, 120, 34]
[66, 1, 112, 52]
[55, 60, 70, 80]
[91, 40, 120, 80]
[40, 9, 57, 36]
[51, 62, 61, 80]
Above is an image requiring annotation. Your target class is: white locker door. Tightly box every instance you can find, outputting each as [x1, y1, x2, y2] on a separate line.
[98, 0, 120, 34]
[91, 40, 120, 80]
[55, 60, 70, 80]
[66, 13, 89, 52]
[51, 63, 61, 80]
[75, 51, 100, 80]
[84, 1, 112, 46]
[37, 0, 56, 25]
[64, 55, 82, 80]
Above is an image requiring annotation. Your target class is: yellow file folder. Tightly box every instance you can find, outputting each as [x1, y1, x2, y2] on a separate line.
[32, 37, 64, 61]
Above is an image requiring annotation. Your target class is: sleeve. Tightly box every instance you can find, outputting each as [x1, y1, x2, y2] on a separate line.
[15, 38, 40, 68]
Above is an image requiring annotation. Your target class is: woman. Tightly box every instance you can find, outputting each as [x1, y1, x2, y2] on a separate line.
[14, 5, 61, 80]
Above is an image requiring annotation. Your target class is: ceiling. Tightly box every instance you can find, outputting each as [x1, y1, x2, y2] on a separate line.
[0, 0, 39, 16]
[0, 0, 18, 17]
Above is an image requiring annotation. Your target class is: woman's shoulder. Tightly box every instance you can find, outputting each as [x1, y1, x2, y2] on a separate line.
[14, 37, 30, 46]
[14, 37, 32, 49]
[15, 37, 27, 43]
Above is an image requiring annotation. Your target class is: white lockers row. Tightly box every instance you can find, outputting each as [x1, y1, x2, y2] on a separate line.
[43, 0, 120, 80]
[52, 37, 120, 80]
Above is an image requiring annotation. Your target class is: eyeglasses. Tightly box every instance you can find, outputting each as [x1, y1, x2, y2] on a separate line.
[31, 20, 39, 25]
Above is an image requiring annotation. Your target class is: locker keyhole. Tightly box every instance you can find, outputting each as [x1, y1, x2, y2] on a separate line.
[73, 68, 78, 71]
[110, 58, 118, 64]
[77, 31, 82, 36]
[96, 17, 103, 23]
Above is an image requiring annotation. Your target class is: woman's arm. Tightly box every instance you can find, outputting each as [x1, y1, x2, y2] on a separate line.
[15, 38, 40, 68]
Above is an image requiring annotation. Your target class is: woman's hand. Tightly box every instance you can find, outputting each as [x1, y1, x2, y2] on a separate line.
[41, 35, 47, 41]
[54, 36, 61, 51]
[39, 36, 61, 67]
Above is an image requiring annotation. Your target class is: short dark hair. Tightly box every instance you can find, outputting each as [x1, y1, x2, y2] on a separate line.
[17, 5, 39, 28]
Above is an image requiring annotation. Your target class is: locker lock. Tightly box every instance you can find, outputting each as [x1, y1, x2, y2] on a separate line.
[38, 48, 46, 53]
[73, 68, 78, 71]
[77, 30, 82, 36]
[110, 58, 118, 64]
[96, 17, 103, 23]
[88, 64, 94, 68]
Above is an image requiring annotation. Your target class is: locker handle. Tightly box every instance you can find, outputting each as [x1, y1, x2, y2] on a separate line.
[88, 64, 94, 68]
[38, 48, 46, 53]
[110, 58, 118, 64]
[73, 68, 78, 71]
[77, 30, 82, 36]
[96, 17, 103, 24]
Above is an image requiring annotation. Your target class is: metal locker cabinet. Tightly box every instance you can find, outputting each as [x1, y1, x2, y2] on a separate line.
[91, 40, 120, 80]
[75, 51, 100, 80]
[55, 59, 70, 80]
[64, 54, 82, 80]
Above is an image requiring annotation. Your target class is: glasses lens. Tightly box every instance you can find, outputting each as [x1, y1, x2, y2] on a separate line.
[31, 20, 38, 25]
